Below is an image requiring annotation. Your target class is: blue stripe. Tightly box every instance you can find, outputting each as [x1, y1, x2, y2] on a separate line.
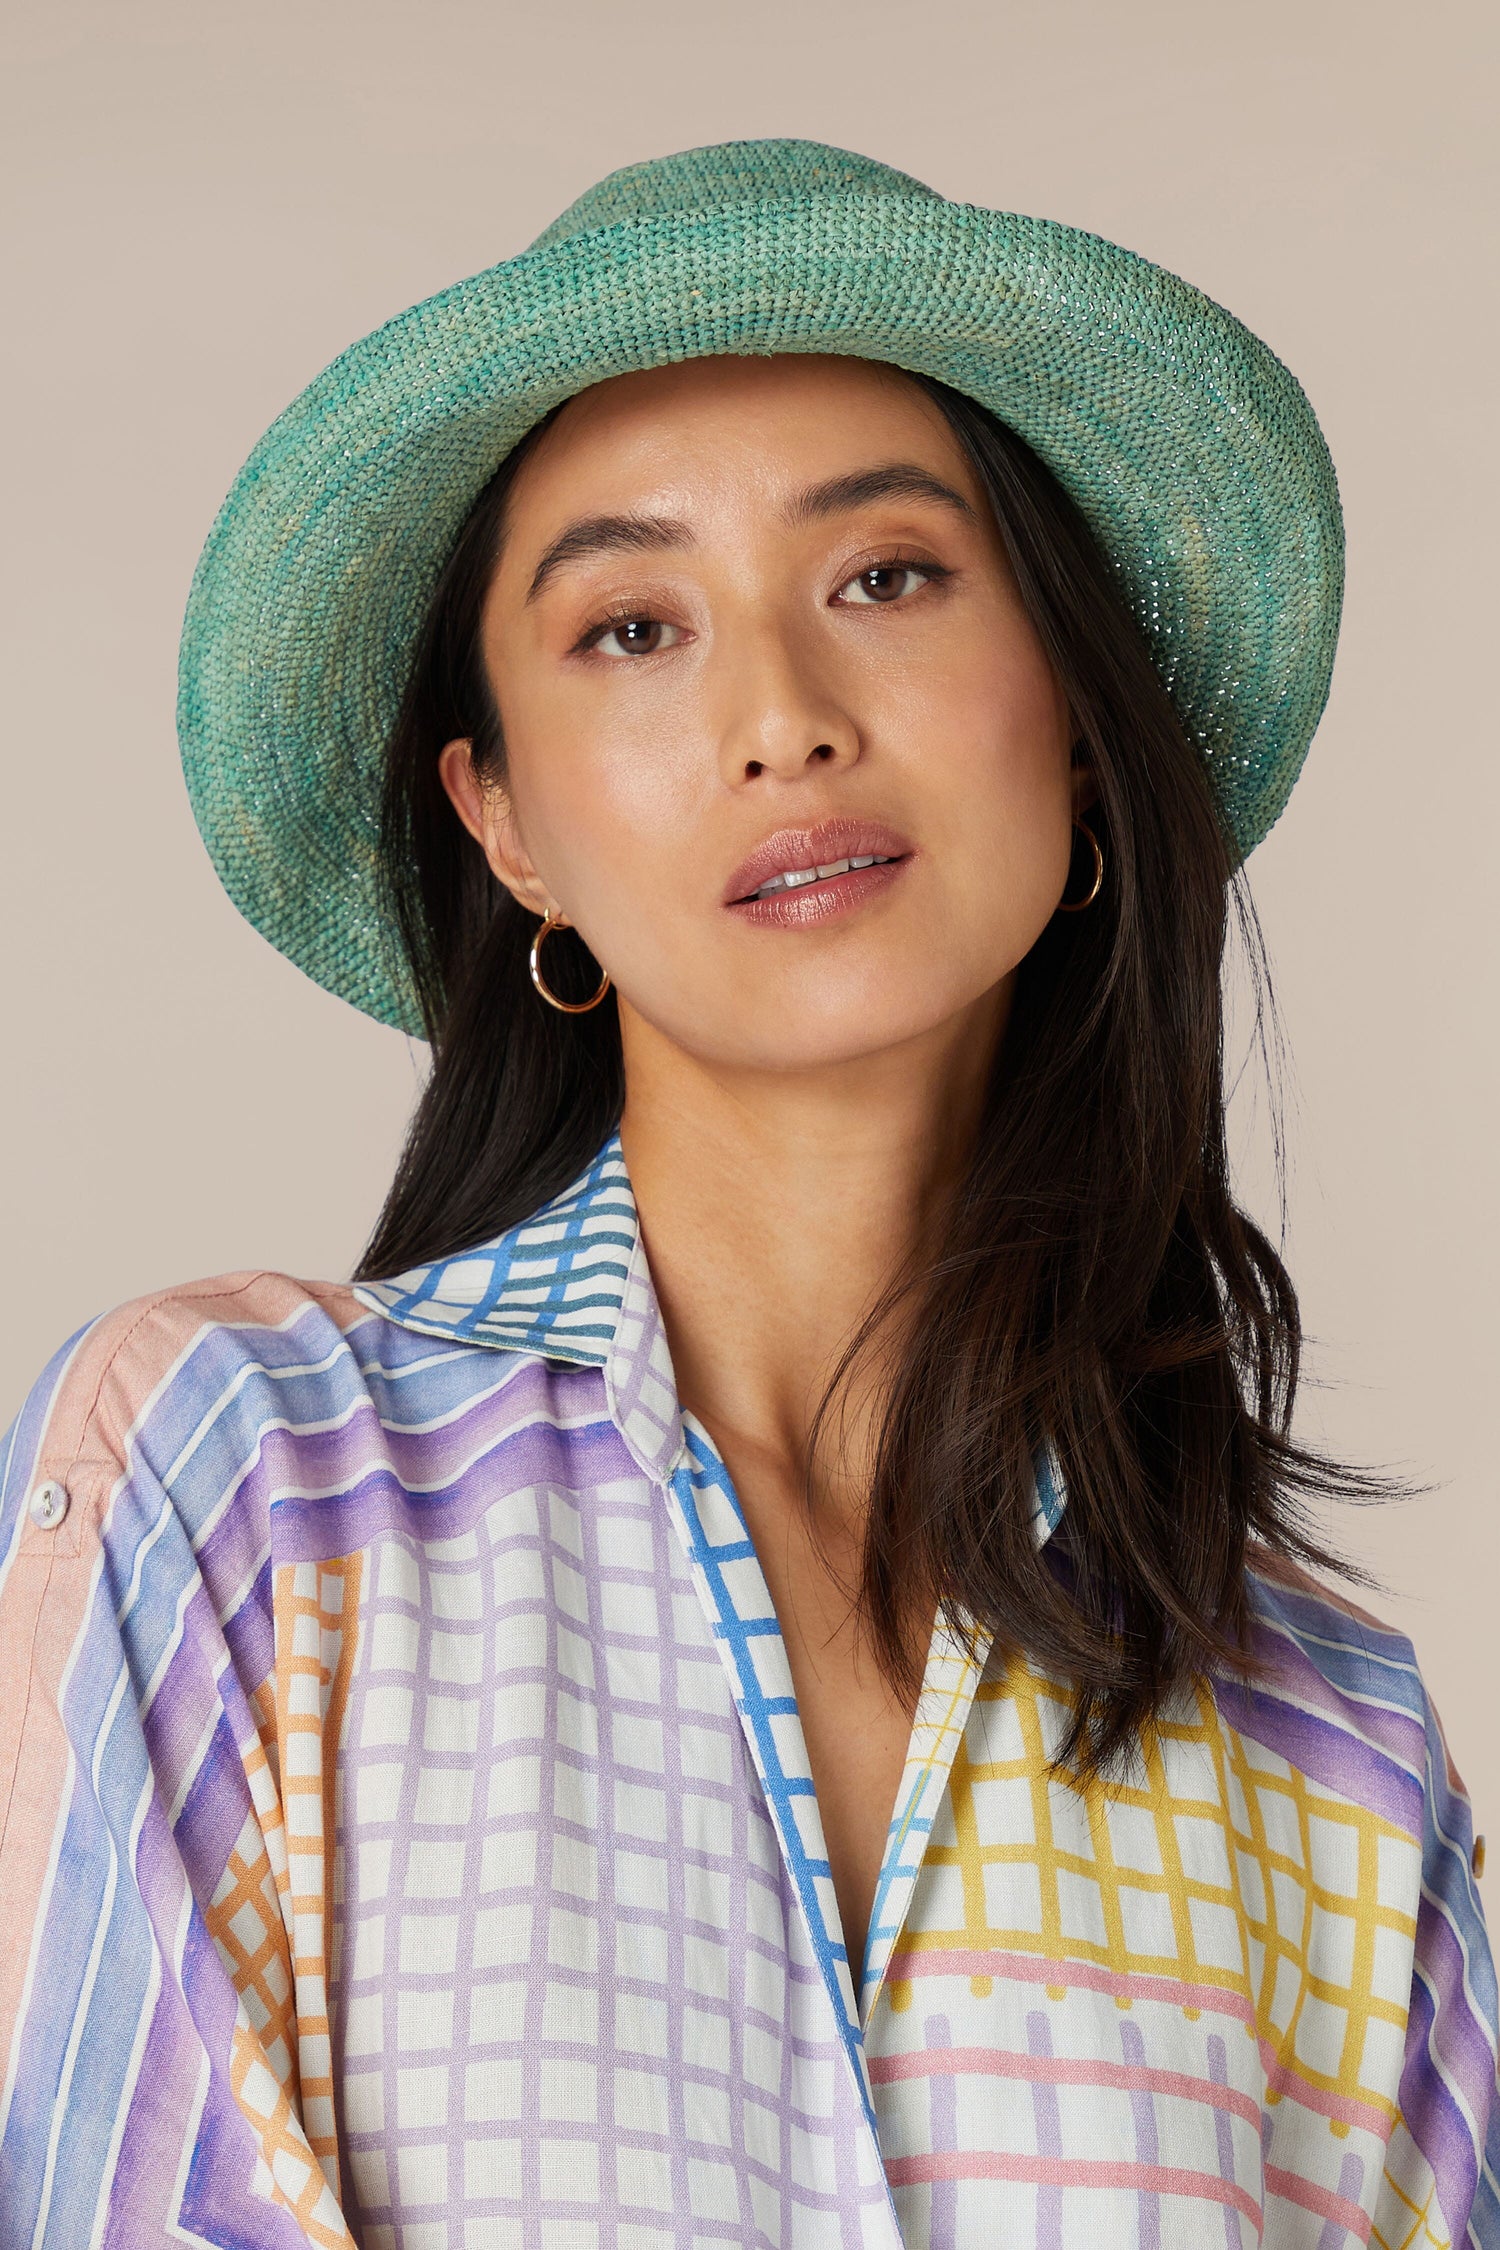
[669, 1423, 877, 2135]
[1253, 1577, 1428, 1719]
[0, 1613, 157, 2246]
[34, 1683, 169, 2250]
[1472, 2147, 1500, 2249]
[348, 1310, 550, 1426]
[121, 1310, 388, 1538]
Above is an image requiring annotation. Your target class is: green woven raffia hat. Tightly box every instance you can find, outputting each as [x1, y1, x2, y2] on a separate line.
[178, 138, 1343, 1037]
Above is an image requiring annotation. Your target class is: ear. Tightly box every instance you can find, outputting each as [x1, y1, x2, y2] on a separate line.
[436, 738, 554, 916]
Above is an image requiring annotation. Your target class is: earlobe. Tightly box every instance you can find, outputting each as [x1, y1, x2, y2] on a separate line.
[485, 800, 553, 917]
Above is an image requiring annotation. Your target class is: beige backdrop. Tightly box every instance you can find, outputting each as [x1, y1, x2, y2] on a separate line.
[4, 1, 1495, 1822]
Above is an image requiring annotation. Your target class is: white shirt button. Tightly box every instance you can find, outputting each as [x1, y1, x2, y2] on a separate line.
[28, 1480, 69, 1530]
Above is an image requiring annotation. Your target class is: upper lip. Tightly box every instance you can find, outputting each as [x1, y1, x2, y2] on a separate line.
[722, 817, 914, 905]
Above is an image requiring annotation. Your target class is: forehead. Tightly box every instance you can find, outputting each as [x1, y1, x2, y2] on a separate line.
[506, 353, 976, 522]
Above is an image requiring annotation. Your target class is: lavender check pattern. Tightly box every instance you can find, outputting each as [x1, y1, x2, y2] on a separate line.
[332, 1417, 888, 2245]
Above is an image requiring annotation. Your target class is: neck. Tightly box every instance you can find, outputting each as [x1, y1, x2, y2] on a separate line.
[618, 986, 1009, 1507]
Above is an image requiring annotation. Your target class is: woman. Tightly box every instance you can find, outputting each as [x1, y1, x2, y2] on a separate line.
[1, 139, 1493, 2249]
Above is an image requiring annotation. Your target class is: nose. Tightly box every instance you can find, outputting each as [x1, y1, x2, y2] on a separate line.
[712, 623, 862, 787]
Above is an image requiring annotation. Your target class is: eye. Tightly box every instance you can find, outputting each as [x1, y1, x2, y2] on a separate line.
[836, 563, 938, 606]
[590, 617, 684, 658]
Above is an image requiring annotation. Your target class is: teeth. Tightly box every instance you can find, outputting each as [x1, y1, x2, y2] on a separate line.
[748, 854, 894, 900]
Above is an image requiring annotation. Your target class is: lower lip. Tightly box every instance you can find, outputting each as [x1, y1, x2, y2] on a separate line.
[726, 857, 910, 928]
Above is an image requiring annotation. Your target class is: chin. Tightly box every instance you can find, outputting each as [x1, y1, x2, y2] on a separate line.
[694, 992, 988, 1075]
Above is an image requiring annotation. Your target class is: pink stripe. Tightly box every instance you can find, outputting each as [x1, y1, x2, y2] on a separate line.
[1264, 2162, 1373, 2239]
[882, 2147, 1263, 2225]
[869, 2040, 1262, 2129]
[887, 1944, 1258, 2026]
[882, 1948, 1392, 2140]
[1260, 2050, 1390, 2139]
[0, 1314, 135, 2055]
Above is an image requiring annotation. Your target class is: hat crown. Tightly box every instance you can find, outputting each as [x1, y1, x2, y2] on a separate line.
[527, 137, 938, 254]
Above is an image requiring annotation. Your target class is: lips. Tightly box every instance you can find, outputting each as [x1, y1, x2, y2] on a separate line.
[721, 818, 914, 907]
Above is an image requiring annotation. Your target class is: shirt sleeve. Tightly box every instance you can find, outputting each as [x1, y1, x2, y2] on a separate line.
[1372, 1675, 1500, 2247]
[0, 1309, 356, 2250]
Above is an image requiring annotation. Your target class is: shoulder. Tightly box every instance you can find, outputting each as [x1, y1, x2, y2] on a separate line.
[1226, 1548, 1463, 1850]
[1239, 1563, 1500, 2234]
[2, 1268, 372, 1515]
[0, 1272, 380, 1861]
[1245, 1545, 1425, 1708]
[2, 1261, 583, 1573]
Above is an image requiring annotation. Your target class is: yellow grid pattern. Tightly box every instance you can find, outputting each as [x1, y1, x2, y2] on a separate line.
[1375, 2123, 1453, 2249]
[888, 1654, 1418, 2122]
[203, 1554, 364, 2239]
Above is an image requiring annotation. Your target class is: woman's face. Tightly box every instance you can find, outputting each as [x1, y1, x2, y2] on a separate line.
[441, 354, 1083, 1076]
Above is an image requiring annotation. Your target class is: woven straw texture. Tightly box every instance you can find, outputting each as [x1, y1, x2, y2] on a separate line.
[177, 139, 1344, 1035]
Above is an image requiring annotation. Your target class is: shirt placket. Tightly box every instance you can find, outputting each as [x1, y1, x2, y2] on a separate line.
[602, 1232, 913, 2237]
[858, 1611, 993, 2026]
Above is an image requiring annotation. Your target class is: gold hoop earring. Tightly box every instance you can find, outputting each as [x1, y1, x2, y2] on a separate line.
[1056, 818, 1104, 913]
[529, 907, 611, 1013]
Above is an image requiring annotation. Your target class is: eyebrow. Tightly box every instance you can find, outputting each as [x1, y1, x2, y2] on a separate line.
[523, 462, 977, 603]
[784, 462, 978, 527]
[525, 511, 692, 602]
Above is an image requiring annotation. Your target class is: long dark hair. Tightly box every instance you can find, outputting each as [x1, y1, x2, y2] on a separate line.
[356, 367, 1387, 1771]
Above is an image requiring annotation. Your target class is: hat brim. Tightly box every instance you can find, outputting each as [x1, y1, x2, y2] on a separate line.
[178, 190, 1342, 1035]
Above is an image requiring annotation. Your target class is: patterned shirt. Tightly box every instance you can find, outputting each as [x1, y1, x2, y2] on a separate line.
[1, 1131, 1496, 2249]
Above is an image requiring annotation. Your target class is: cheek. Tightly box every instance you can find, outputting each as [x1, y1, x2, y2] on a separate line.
[902, 633, 1075, 927]
[496, 681, 703, 933]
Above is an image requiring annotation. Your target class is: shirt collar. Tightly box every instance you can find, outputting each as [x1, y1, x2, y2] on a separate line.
[353, 1132, 638, 1369]
[353, 1127, 1067, 1538]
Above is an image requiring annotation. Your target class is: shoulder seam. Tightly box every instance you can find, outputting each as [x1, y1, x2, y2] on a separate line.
[44, 1270, 353, 1482]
